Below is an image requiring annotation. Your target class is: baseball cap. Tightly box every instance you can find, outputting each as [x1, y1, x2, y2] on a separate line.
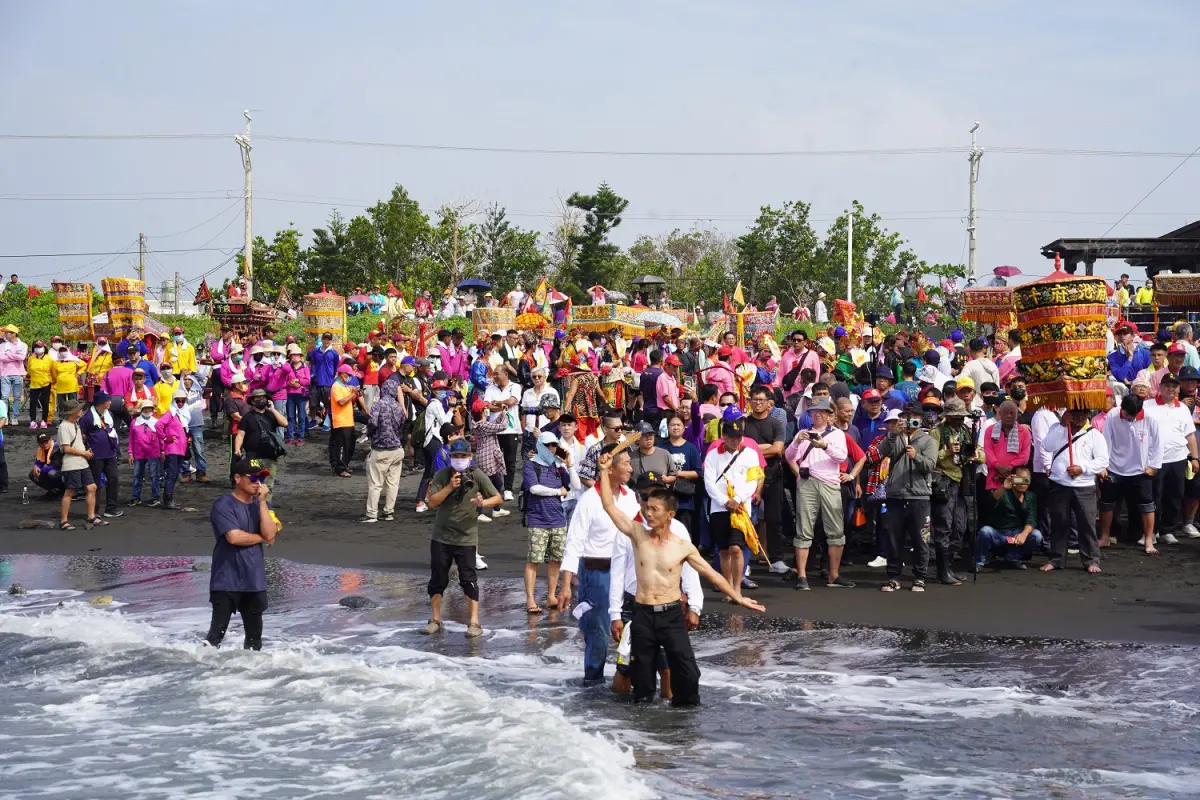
[538, 430, 561, 446]
[336, 364, 354, 375]
[635, 421, 656, 435]
[721, 418, 745, 437]
[448, 438, 472, 455]
[717, 346, 734, 357]
[950, 330, 964, 342]
[1178, 366, 1200, 381]
[401, 355, 416, 366]
[956, 376, 976, 390]
[232, 457, 270, 476]
[861, 388, 882, 401]
[885, 409, 903, 422]
[1161, 372, 1181, 385]
[1169, 342, 1187, 355]
[634, 471, 667, 491]
[664, 354, 682, 367]
[414, 357, 431, 368]
[874, 366, 894, 381]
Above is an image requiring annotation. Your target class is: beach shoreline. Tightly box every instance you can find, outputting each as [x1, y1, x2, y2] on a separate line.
[4, 424, 1200, 646]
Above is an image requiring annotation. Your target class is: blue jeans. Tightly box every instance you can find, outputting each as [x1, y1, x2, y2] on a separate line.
[185, 426, 207, 474]
[1, 375, 22, 420]
[975, 526, 1044, 565]
[272, 398, 287, 419]
[132, 458, 162, 500]
[163, 453, 183, 495]
[286, 394, 307, 441]
[577, 565, 612, 680]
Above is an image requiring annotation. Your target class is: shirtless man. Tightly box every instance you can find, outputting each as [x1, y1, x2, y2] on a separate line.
[598, 451, 765, 706]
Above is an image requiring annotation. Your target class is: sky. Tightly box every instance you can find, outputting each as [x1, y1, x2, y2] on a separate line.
[2, 0, 1198, 302]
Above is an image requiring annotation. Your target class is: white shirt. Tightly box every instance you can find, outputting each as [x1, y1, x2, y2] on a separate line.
[483, 382, 522, 435]
[814, 300, 828, 323]
[1029, 407, 1060, 474]
[609, 517, 702, 621]
[1041, 423, 1109, 488]
[560, 435, 595, 503]
[561, 484, 642, 575]
[703, 444, 761, 514]
[960, 358, 1000, 409]
[1145, 399, 1195, 464]
[1103, 408, 1164, 476]
[521, 386, 559, 433]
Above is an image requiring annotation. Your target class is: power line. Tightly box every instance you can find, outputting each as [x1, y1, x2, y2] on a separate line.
[0, 246, 235, 259]
[1099, 143, 1200, 238]
[147, 200, 242, 238]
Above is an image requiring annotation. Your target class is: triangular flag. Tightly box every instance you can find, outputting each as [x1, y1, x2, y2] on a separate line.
[387, 281, 402, 297]
[917, 286, 928, 303]
[193, 278, 212, 305]
[533, 277, 548, 306]
[723, 291, 734, 315]
[732, 282, 745, 307]
[277, 284, 294, 309]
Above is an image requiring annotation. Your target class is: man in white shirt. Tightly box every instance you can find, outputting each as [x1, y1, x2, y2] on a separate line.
[703, 418, 765, 598]
[609, 472, 703, 698]
[1029, 405, 1061, 538]
[483, 364, 522, 501]
[1039, 408, 1108, 573]
[1144, 374, 1200, 545]
[958, 338, 1000, 410]
[1100, 395, 1163, 553]
[557, 446, 641, 681]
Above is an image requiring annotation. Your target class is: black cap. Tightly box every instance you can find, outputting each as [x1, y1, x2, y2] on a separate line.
[1161, 372, 1181, 385]
[874, 366, 894, 382]
[1179, 366, 1200, 381]
[721, 418, 745, 437]
[232, 457, 269, 476]
[634, 471, 667, 491]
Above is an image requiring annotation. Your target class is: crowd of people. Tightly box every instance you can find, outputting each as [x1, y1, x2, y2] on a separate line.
[5, 286, 1199, 702]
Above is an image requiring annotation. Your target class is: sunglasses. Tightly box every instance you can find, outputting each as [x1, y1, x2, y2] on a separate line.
[246, 471, 271, 483]
[719, 402, 735, 408]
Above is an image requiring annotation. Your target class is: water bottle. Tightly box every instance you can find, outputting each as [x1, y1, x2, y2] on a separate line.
[21, 487, 28, 505]
[880, 502, 887, 516]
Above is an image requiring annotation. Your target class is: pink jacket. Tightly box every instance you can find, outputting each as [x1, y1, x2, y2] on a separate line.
[982, 423, 1032, 490]
[0, 339, 27, 377]
[283, 362, 311, 396]
[247, 362, 269, 393]
[219, 356, 247, 386]
[128, 421, 164, 460]
[158, 412, 188, 457]
[209, 337, 235, 366]
[265, 364, 291, 400]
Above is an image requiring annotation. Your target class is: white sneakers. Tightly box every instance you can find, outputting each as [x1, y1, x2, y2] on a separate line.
[1185, 524, 1200, 539]
[477, 514, 492, 523]
[493, 508, 511, 518]
[1162, 533, 1180, 545]
[867, 556, 887, 568]
[768, 561, 791, 574]
[503, 490, 514, 502]
[476, 554, 488, 570]
[416, 501, 428, 513]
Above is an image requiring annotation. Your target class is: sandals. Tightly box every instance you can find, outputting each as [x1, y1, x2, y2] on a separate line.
[911, 580, 925, 593]
[59, 521, 76, 531]
[88, 517, 110, 527]
[881, 579, 901, 592]
[466, 622, 484, 639]
[420, 620, 444, 635]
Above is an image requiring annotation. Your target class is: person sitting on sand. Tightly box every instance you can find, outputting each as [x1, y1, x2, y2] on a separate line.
[29, 431, 64, 496]
[596, 449, 764, 706]
[972, 466, 1043, 571]
[1039, 408, 1108, 574]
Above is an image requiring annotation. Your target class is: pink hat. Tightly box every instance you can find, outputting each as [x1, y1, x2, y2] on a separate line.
[336, 364, 354, 375]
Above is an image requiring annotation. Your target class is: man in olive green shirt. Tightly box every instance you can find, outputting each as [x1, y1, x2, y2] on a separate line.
[422, 438, 501, 638]
[929, 397, 979, 584]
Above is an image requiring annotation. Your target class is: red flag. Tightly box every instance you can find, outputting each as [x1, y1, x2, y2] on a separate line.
[415, 322, 428, 358]
[27, 285, 41, 299]
[723, 291, 734, 315]
[387, 281, 403, 297]
[917, 286, 928, 303]
[193, 278, 212, 305]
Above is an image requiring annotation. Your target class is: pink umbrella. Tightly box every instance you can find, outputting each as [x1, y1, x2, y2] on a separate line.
[993, 265, 1022, 278]
[347, 292, 372, 304]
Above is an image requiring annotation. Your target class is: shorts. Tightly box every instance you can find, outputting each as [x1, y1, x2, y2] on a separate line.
[527, 526, 567, 563]
[709, 511, 745, 551]
[1186, 469, 1200, 500]
[1099, 472, 1154, 514]
[62, 467, 96, 491]
[615, 591, 669, 676]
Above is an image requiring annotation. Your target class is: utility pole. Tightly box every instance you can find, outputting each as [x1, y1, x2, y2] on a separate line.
[174, 272, 181, 314]
[846, 207, 854, 303]
[235, 110, 253, 301]
[967, 121, 983, 281]
[138, 232, 146, 283]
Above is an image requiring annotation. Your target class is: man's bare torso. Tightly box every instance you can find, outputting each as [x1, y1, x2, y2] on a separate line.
[632, 527, 694, 606]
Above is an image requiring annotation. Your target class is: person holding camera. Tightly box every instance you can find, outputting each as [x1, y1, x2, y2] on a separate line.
[786, 397, 853, 591]
[874, 404, 938, 592]
[422, 437, 502, 638]
[973, 467, 1043, 570]
[929, 397, 977, 585]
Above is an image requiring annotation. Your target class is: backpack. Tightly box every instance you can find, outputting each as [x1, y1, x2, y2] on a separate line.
[246, 412, 287, 460]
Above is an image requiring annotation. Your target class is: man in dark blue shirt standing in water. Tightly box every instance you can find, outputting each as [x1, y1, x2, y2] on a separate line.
[205, 457, 279, 650]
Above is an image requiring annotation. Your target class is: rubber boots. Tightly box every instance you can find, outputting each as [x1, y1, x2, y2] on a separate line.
[936, 545, 962, 586]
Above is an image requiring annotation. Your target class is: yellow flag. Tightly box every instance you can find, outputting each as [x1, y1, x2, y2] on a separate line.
[732, 281, 745, 307]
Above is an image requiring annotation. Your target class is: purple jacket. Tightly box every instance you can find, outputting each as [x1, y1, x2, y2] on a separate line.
[128, 421, 164, 460]
[283, 363, 311, 396]
[158, 412, 188, 457]
[247, 362, 269, 393]
[265, 364, 291, 400]
[438, 344, 468, 384]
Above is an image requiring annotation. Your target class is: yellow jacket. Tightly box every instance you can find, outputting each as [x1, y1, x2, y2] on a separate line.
[167, 342, 197, 374]
[154, 378, 179, 417]
[86, 350, 113, 381]
[1136, 287, 1154, 305]
[50, 359, 82, 394]
[27, 354, 53, 390]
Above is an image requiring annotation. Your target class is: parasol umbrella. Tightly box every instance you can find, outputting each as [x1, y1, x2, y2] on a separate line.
[457, 278, 491, 291]
[605, 290, 629, 302]
[630, 274, 667, 286]
[637, 310, 685, 327]
[993, 265, 1022, 278]
[347, 292, 372, 305]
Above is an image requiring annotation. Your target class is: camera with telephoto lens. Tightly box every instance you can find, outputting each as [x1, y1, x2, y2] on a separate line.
[456, 469, 474, 493]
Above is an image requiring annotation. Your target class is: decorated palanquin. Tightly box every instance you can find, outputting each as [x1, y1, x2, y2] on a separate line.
[1015, 268, 1109, 410]
[571, 303, 645, 339]
[832, 299, 856, 326]
[515, 312, 551, 333]
[303, 289, 347, 347]
[53, 281, 94, 341]
[724, 310, 777, 349]
[962, 287, 1016, 327]
[470, 307, 516, 336]
[1150, 272, 1200, 309]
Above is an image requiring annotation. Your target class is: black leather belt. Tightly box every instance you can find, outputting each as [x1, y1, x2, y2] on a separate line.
[582, 557, 611, 571]
[636, 600, 680, 613]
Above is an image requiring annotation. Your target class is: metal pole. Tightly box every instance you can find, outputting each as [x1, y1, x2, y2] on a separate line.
[174, 271, 181, 315]
[846, 208, 853, 303]
[235, 110, 253, 301]
[967, 121, 982, 281]
[138, 232, 146, 283]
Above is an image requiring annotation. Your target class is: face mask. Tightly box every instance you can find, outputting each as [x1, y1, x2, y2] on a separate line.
[252, 398, 269, 409]
[253, 355, 263, 363]
[233, 354, 243, 363]
[436, 390, 449, 402]
[34, 348, 44, 355]
[1011, 388, 1027, 401]
[162, 371, 173, 381]
[140, 411, 153, 420]
[174, 336, 184, 344]
[450, 457, 472, 472]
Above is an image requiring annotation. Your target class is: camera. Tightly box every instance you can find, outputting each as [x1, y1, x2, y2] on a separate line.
[455, 469, 474, 493]
[808, 431, 822, 441]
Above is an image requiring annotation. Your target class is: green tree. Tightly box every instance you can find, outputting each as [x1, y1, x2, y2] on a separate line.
[365, 185, 432, 292]
[735, 202, 822, 307]
[250, 226, 305, 300]
[626, 226, 736, 307]
[478, 204, 547, 293]
[820, 201, 924, 313]
[424, 204, 481, 294]
[561, 183, 629, 300]
[300, 210, 355, 293]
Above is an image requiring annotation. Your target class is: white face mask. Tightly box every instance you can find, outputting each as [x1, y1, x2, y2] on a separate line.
[450, 457, 472, 472]
[140, 411, 153, 419]
[34, 348, 44, 355]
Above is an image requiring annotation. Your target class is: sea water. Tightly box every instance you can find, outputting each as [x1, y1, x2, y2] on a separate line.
[1, 555, 1198, 799]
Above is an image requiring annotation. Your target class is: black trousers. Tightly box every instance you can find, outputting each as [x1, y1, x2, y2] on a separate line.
[931, 478, 967, 561]
[28, 386, 51, 424]
[329, 426, 356, 473]
[205, 590, 268, 650]
[760, 475, 785, 563]
[1031, 473, 1054, 541]
[630, 602, 700, 707]
[498, 434, 519, 492]
[1049, 483, 1100, 569]
[88, 456, 119, 512]
[885, 497, 931, 581]
[1153, 458, 1187, 535]
[0, 443, 7, 491]
[311, 384, 332, 421]
[428, 540, 479, 600]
